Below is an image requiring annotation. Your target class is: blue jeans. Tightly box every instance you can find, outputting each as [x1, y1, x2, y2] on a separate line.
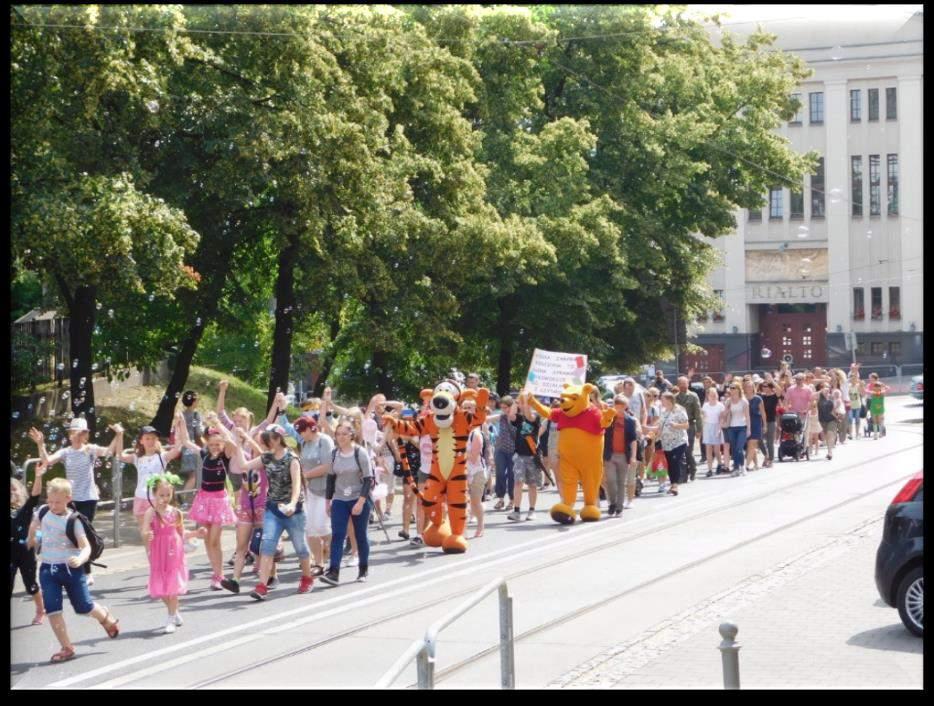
[725, 426, 747, 469]
[39, 563, 94, 615]
[494, 449, 515, 500]
[329, 498, 371, 572]
[260, 503, 310, 560]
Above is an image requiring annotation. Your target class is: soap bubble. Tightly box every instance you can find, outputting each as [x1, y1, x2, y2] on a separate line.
[108, 309, 114, 318]
[148, 294, 155, 302]
[96, 302, 102, 310]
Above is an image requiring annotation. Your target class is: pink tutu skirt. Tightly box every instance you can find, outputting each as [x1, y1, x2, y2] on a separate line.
[188, 489, 236, 526]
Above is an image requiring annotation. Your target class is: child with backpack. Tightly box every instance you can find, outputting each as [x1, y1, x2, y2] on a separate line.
[142, 473, 207, 634]
[10, 461, 47, 626]
[28, 478, 119, 663]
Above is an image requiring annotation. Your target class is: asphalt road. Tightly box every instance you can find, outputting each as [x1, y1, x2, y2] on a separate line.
[10, 397, 924, 689]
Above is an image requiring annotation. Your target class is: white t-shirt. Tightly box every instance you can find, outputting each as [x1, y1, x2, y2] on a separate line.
[729, 399, 748, 428]
[702, 401, 725, 426]
[132, 452, 170, 499]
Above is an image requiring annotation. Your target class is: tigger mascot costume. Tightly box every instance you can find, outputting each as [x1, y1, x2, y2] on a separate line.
[384, 379, 488, 554]
[524, 382, 616, 524]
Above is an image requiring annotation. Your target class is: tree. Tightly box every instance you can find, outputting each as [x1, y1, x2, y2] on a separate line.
[12, 6, 204, 432]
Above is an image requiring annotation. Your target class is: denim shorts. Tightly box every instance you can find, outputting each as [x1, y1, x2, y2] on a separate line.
[259, 503, 310, 560]
[39, 563, 95, 615]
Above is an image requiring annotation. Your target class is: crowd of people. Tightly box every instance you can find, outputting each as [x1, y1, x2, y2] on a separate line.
[11, 361, 891, 662]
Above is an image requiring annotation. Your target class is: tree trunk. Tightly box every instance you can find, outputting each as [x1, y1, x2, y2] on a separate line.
[495, 294, 519, 396]
[66, 284, 98, 435]
[312, 318, 342, 396]
[150, 326, 206, 435]
[372, 349, 392, 397]
[266, 234, 299, 411]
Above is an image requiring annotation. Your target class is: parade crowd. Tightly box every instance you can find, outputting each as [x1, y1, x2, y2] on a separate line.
[11, 362, 891, 663]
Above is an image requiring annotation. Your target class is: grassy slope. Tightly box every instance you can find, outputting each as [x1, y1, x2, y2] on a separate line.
[9, 366, 301, 497]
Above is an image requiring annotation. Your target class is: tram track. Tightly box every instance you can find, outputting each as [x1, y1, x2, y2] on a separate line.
[187, 441, 921, 689]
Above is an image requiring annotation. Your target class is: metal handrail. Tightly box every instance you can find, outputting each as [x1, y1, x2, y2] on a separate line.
[376, 577, 516, 689]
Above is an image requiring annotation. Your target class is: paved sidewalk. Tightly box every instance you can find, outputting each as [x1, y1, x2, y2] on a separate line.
[555, 521, 922, 689]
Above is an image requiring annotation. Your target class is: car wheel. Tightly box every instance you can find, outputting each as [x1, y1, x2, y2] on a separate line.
[896, 566, 923, 637]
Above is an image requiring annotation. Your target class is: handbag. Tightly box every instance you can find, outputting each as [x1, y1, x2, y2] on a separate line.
[246, 470, 263, 556]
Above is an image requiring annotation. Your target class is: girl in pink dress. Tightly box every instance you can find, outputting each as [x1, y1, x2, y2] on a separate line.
[142, 474, 206, 634]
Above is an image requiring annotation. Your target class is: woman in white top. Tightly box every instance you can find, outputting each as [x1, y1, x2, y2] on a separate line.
[701, 387, 724, 477]
[724, 384, 751, 476]
[462, 398, 488, 538]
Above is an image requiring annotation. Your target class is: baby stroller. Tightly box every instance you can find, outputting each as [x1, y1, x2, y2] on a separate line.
[777, 412, 809, 462]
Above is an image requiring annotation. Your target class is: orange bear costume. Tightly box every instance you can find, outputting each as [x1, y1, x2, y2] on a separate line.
[526, 383, 616, 524]
[384, 382, 489, 554]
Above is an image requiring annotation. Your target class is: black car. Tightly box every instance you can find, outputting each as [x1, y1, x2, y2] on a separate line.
[875, 471, 923, 636]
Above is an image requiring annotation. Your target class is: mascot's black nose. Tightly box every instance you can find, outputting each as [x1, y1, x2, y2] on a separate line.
[434, 397, 449, 410]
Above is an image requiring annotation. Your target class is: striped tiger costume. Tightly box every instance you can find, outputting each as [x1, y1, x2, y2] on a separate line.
[384, 386, 489, 554]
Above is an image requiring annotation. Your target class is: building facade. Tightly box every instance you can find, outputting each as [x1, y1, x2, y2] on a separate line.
[685, 10, 923, 374]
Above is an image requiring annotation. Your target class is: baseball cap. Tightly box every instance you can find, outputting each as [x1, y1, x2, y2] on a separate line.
[68, 418, 89, 432]
[139, 425, 158, 436]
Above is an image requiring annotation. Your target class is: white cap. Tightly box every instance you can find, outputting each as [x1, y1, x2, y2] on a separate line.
[68, 417, 89, 432]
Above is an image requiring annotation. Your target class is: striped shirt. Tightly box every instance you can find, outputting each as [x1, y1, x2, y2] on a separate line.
[61, 446, 102, 502]
[37, 507, 86, 565]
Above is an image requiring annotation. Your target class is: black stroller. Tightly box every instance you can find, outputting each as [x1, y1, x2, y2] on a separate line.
[777, 412, 809, 462]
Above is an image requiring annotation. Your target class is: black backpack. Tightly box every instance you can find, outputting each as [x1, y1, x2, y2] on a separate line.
[38, 505, 107, 568]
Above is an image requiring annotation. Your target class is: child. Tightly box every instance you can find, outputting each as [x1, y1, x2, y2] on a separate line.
[28, 478, 119, 663]
[28, 419, 122, 585]
[175, 410, 238, 590]
[180, 390, 206, 500]
[142, 473, 206, 633]
[806, 398, 822, 458]
[117, 422, 185, 539]
[11, 461, 47, 625]
[867, 374, 889, 440]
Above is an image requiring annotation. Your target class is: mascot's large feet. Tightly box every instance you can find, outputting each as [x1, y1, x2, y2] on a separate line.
[550, 503, 577, 525]
[579, 504, 602, 522]
[423, 522, 451, 548]
[441, 534, 467, 554]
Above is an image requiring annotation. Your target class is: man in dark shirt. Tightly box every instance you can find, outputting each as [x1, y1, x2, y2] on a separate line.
[507, 395, 542, 522]
[652, 370, 672, 393]
[674, 376, 703, 481]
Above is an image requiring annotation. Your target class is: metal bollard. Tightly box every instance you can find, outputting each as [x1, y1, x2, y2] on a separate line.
[499, 585, 516, 689]
[112, 457, 123, 548]
[718, 622, 741, 689]
[416, 645, 434, 689]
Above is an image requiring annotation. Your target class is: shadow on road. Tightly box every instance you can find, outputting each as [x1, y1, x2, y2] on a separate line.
[846, 624, 923, 654]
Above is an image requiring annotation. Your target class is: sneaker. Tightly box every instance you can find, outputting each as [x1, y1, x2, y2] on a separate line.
[493, 499, 505, 511]
[409, 536, 424, 547]
[384, 509, 392, 519]
[615, 508, 623, 517]
[526, 509, 536, 521]
[210, 576, 224, 591]
[320, 569, 340, 587]
[227, 554, 236, 567]
[164, 620, 176, 634]
[266, 576, 280, 589]
[607, 504, 617, 516]
[657, 482, 668, 494]
[244, 553, 255, 566]
[297, 576, 314, 594]
[220, 578, 240, 594]
[398, 530, 410, 540]
[635, 478, 643, 497]
[346, 555, 359, 568]
[623, 500, 633, 509]
[173, 613, 184, 627]
[507, 509, 522, 522]
[250, 584, 268, 601]
[356, 567, 368, 583]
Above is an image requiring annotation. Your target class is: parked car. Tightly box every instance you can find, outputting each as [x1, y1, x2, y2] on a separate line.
[875, 471, 923, 637]
[910, 375, 923, 401]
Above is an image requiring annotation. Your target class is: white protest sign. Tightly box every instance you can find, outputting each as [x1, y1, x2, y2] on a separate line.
[525, 348, 588, 397]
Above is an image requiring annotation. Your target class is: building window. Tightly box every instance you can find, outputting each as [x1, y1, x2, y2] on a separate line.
[769, 187, 783, 219]
[712, 290, 724, 322]
[889, 341, 901, 357]
[871, 341, 885, 356]
[849, 89, 861, 121]
[871, 287, 883, 320]
[748, 207, 762, 223]
[886, 87, 897, 120]
[789, 93, 803, 125]
[809, 92, 824, 123]
[887, 154, 899, 215]
[811, 157, 825, 218]
[889, 286, 901, 320]
[868, 88, 879, 121]
[850, 156, 863, 217]
[869, 155, 881, 216]
[790, 182, 804, 219]
[853, 287, 865, 320]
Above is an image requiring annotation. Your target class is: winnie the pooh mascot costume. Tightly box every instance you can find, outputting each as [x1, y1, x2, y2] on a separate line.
[525, 383, 616, 523]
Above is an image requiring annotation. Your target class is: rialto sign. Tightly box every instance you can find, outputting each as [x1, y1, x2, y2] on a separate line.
[747, 283, 829, 303]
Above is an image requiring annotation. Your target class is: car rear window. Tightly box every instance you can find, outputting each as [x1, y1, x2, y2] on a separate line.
[912, 486, 923, 502]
